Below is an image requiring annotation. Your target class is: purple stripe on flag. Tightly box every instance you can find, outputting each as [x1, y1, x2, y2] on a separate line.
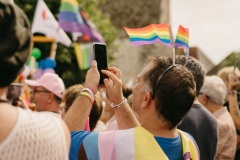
[59, 21, 92, 35]
[59, 11, 83, 24]
[183, 152, 190, 160]
[131, 39, 172, 47]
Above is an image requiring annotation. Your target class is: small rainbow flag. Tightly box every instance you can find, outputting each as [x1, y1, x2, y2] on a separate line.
[124, 24, 172, 47]
[174, 25, 189, 57]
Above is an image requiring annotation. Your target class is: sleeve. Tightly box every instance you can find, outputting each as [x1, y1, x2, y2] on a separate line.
[215, 122, 229, 158]
[69, 131, 91, 160]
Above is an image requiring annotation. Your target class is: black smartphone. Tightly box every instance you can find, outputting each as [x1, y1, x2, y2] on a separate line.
[93, 43, 108, 85]
[7, 83, 23, 106]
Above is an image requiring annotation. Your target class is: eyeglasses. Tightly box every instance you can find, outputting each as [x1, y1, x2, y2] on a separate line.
[30, 90, 50, 96]
[199, 92, 210, 99]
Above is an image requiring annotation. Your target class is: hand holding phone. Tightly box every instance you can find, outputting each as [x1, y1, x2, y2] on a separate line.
[93, 43, 108, 85]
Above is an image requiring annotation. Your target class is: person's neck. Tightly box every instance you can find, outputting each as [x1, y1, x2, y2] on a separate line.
[0, 87, 8, 102]
[41, 103, 61, 114]
[140, 111, 178, 138]
[193, 97, 200, 104]
[205, 103, 223, 113]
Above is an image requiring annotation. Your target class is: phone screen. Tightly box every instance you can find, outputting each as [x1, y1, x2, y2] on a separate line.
[93, 43, 108, 84]
[7, 83, 22, 104]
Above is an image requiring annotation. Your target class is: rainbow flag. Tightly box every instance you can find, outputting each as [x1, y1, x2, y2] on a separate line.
[124, 24, 172, 47]
[78, 126, 200, 160]
[74, 43, 93, 70]
[58, 0, 92, 35]
[58, 0, 104, 43]
[174, 25, 189, 57]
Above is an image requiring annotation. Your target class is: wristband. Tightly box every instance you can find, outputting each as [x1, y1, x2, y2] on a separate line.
[79, 92, 94, 105]
[89, 88, 96, 94]
[81, 88, 95, 99]
[111, 98, 127, 109]
[228, 90, 237, 95]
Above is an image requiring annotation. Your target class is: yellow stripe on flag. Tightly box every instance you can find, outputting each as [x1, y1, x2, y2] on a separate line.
[134, 126, 168, 160]
[74, 43, 83, 70]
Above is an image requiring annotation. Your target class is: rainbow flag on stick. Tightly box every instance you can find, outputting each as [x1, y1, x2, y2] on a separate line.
[174, 25, 189, 57]
[124, 24, 172, 47]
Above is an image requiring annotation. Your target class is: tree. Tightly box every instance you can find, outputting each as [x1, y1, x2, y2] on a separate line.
[14, 0, 117, 87]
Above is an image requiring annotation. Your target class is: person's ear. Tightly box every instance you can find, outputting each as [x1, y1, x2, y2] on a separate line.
[141, 91, 152, 108]
[47, 93, 54, 103]
[201, 95, 209, 105]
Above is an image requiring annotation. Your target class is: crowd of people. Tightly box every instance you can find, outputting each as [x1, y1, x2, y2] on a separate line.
[1, 1, 240, 160]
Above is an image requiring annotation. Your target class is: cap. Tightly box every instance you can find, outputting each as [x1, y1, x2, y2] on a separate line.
[25, 73, 65, 99]
[0, 1, 32, 87]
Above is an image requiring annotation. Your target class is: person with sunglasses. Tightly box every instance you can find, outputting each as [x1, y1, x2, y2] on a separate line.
[25, 72, 65, 115]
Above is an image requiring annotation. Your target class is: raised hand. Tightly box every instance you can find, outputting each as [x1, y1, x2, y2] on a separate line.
[85, 60, 100, 93]
[101, 67, 124, 105]
[228, 72, 240, 91]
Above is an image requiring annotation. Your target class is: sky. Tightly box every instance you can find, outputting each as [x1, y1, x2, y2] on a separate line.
[170, 0, 240, 65]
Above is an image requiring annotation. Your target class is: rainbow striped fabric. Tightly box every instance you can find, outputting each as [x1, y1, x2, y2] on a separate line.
[78, 126, 200, 160]
[124, 24, 172, 47]
[74, 43, 93, 70]
[174, 25, 189, 57]
[58, 0, 91, 35]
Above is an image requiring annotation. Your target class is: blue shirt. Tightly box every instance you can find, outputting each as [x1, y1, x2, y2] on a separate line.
[154, 133, 183, 160]
[70, 131, 91, 160]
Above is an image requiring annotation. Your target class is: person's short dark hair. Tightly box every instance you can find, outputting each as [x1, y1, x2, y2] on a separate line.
[176, 56, 206, 96]
[0, 1, 32, 87]
[63, 84, 103, 131]
[146, 56, 196, 129]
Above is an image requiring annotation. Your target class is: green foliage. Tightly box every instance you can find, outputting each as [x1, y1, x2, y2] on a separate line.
[14, 0, 117, 87]
[218, 52, 240, 70]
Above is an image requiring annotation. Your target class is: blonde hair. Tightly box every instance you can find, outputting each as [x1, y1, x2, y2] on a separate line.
[217, 66, 240, 82]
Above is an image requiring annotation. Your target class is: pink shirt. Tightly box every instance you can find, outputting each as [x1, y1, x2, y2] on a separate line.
[214, 107, 237, 159]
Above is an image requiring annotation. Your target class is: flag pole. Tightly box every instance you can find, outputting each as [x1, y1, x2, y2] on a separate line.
[234, 54, 238, 71]
[169, 25, 175, 65]
[50, 41, 57, 59]
[74, 42, 83, 70]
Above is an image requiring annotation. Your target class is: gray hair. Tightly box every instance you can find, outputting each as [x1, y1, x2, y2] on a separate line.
[200, 75, 227, 105]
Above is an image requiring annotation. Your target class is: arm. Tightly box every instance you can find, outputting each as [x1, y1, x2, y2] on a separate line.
[64, 61, 99, 132]
[228, 73, 240, 129]
[102, 67, 140, 129]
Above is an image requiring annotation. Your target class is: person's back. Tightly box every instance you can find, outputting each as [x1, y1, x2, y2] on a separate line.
[0, 1, 70, 159]
[0, 105, 69, 159]
[214, 107, 236, 159]
[199, 75, 237, 159]
[176, 56, 218, 160]
[178, 103, 218, 160]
